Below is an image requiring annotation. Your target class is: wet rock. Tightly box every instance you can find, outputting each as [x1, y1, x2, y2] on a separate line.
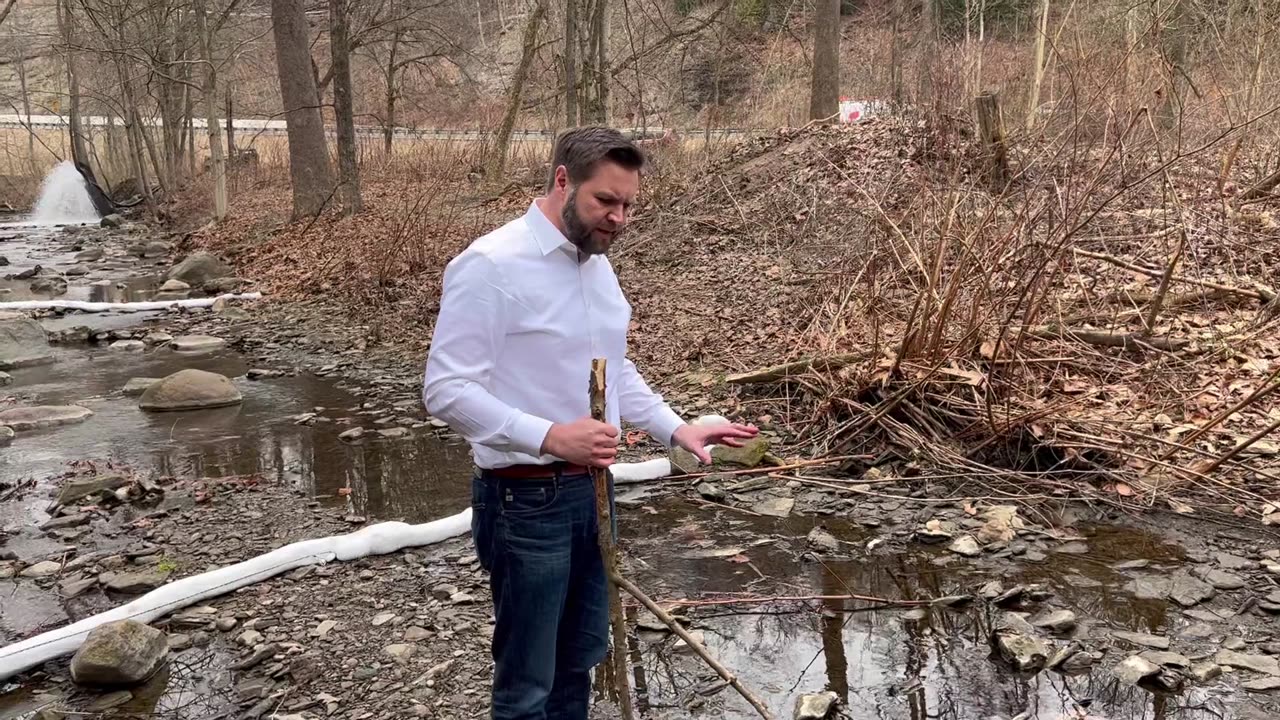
[122, 378, 161, 397]
[1190, 662, 1222, 682]
[99, 214, 124, 228]
[0, 371, 10, 386]
[1031, 610, 1078, 634]
[87, 691, 134, 711]
[0, 426, 12, 447]
[1054, 542, 1090, 555]
[204, 277, 248, 294]
[170, 335, 226, 353]
[57, 474, 127, 505]
[948, 535, 982, 557]
[143, 332, 172, 346]
[0, 405, 93, 431]
[246, 368, 286, 380]
[917, 519, 956, 543]
[167, 251, 234, 286]
[1196, 567, 1246, 591]
[216, 617, 238, 632]
[807, 527, 840, 553]
[1141, 651, 1191, 668]
[338, 427, 366, 442]
[168, 634, 192, 651]
[138, 369, 242, 411]
[1216, 552, 1256, 570]
[61, 576, 98, 598]
[0, 311, 54, 369]
[696, 482, 727, 502]
[377, 427, 411, 440]
[793, 691, 837, 719]
[1214, 649, 1280, 675]
[1114, 655, 1161, 686]
[40, 512, 91, 531]
[158, 279, 190, 292]
[1124, 576, 1171, 600]
[1242, 677, 1280, 692]
[21, 560, 63, 578]
[238, 629, 264, 647]
[30, 277, 68, 295]
[104, 569, 168, 594]
[752, 497, 795, 518]
[74, 248, 104, 262]
[1168, 571, 1216, 607]
[372, 612, 397, 627]
[1114, 559, 1150, 570]
[671, 437, 770, 474]
[110, 339, 145, 352]
[71, 620, 168, 687]
[1111, 630, 1170, 650]
[1023, 549, 1049, 563]
[995, 631, 1050, 672]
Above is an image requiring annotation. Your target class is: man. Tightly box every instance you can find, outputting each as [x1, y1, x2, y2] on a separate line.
[423, 126, 757, 720]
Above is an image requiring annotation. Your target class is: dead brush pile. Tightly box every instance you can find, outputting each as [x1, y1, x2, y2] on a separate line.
[624, 117, 1280, 521]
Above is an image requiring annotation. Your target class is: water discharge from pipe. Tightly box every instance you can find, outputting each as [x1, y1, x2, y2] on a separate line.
[30, 161, 100, 225]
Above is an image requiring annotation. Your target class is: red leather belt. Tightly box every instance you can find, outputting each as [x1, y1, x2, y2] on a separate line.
[484, 462, 591, 479]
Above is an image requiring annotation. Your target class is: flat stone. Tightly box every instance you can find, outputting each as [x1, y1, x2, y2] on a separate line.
[995, 632, 1050, 672]
[170, 335, 226, 353]
[57, 474, 127, 505]
[1112, 631, 1170, 650]
[793, 691, 838, 719]
[0, 426, 11, 447]
[1054, 542, 1090, 555]
[40, 512, 91, 531]
[752, 497, 795, 518]
[338, 427, 366, 442]
[1114, 655, 1161, 686]
[216, 617, 238, 632]
[1216, 552, 1257, 570]
[104, 569, 168, 594]
[75, 248, 104, 262]
[1169, 571, 1216, 607]
[1242, 677, 1280, 692]
[0, 371, 10, 386]
[696, 482, 727, 502]
[109, 340, 145, 352]
[138, 369, 241, 411]
[122, 378, 161, 396]
[60, 576, 98, 598]
[372, 612, 397, 627]
[1197, 567, 1247, 591]
[71, 620, 168, 687]
[1214, 649, 1280, 675]
[1031, 610, 1078, 634]
[948, 535, 982, 557]
[63, 265, 90, 276]
[238, 629, 264, 647]
[1114, 559, 1151, 570]
[1180, 622, 1217, 639]
[377, 427, 410, 440]
[0, 311, 54, 369]
[383, 643, 416, 663]
[312, 620, 337, 638]
[807, 527, 840, 552]
[405, 626, 431, 642]
[0, 405, 93, 431]
[21, 560, 63, 578]
[1141, 651, 1191, 668]
[87, 691, 134, 711]
[158, 279, 190, 292]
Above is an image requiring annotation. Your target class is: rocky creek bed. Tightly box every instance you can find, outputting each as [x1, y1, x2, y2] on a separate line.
[2, 219, 1279, 720]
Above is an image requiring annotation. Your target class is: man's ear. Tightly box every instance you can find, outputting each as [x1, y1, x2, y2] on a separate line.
[555, 166, 569, 192]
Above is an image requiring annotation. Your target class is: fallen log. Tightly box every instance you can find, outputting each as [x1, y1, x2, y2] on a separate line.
[0, 292, 263, 314]
[1021, 325, 1188, 352]
[1073, 248, 1275, 303]
[725, 353, 866, 384]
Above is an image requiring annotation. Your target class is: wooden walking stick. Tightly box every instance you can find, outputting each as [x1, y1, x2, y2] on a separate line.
[589, 358, 637, 720]
[588, 358, 776, 720]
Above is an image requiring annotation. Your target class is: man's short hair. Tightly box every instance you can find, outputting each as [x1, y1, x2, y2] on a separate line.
[544, 126, 646, 193]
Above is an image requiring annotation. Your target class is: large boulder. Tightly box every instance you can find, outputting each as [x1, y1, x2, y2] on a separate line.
[167, 252, 234, 286]
[70, 620, 169, 687]
[0, 405, 93, 431]
[138, 369, 242, 412]
[0, 311, 54, 369]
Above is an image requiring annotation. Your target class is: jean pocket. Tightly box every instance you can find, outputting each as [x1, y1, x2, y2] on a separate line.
[500, 482, 559, 516]
[470, 477, 487, 512]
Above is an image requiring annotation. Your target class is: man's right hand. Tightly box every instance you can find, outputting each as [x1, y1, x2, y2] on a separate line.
[542, 418, 619, 467]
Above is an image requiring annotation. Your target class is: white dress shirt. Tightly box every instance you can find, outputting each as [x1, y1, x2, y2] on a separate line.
[423, 200, 686, 469]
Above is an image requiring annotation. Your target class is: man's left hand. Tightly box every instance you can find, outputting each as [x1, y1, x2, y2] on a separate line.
[671, 422, 759, 465]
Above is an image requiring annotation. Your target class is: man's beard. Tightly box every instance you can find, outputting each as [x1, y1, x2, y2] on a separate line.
[562, 189, 617, 255]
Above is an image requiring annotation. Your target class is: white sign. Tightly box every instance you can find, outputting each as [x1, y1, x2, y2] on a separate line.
[838, 98, 889, 124]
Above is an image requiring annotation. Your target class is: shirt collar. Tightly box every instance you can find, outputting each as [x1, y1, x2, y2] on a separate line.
[525, 200, 577, 258]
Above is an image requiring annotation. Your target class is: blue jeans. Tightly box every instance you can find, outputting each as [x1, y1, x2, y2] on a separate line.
[471, 470, 612, 720]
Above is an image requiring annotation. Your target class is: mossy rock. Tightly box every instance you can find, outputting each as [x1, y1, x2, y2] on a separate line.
[670, 437, 771, 475]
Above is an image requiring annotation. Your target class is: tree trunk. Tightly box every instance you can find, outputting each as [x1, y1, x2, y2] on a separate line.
[976, 91, 1009, 188]
[489, 1, 546, 180]
[330, 0, 362, 214]
[226, 89, 236, 156]
[594, 0, 608, 122]
[889, 0, 904, 106]
[16, 48, 35, 171]
[119, 66, 157, 216]
[809, 0, 840, 121]
[1157, 0, 1191, 132]
[196, 0, 227, 221]
[58, 0, 90, 170]
[383, 30, 401, 156]
[564, 0, 578, 126]
[918, 0, 939, 104]
[1026, 0, 1051, 132]
[271, 0, 335, 218]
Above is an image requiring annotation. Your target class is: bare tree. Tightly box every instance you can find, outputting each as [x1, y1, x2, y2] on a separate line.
[564, 0, 578, 125]
[1026, 0, 1050, 131]
[195, 0, 226, 220]
[0, 0, 16, 29]
[488, 0, 545, 180]
[331, 0, 363, 214]
[271, 0, 334, 218]
[809, 0, 839, 121]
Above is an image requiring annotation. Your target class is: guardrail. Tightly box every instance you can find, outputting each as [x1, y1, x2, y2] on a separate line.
[0, 115, 759, 141]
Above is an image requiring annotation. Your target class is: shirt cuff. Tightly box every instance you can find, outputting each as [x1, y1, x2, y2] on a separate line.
[510, 412, 555, 458]
[648, 407, 686, 449]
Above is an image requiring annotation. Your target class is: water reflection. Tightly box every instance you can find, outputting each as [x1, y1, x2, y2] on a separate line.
[622, 505, 1240, 720]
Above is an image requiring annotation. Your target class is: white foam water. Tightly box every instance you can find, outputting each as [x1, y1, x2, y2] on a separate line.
[30, 160, 100, 225]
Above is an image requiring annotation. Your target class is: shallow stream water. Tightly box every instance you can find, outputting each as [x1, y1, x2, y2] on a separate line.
[2, 222, 1275, 720]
